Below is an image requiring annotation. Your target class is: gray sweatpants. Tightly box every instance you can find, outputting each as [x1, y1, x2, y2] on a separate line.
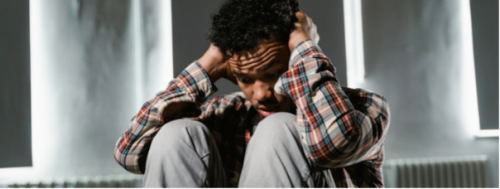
[142, 112, 333, 187]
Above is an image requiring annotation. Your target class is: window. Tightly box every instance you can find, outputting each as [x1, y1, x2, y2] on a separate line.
[469, 0, 499, 137]
[0, 0, 32, 168]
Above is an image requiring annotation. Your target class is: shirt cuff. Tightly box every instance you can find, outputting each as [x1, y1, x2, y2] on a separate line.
[181, 61, 218, 100]
[274, 39, 321, 96]
[288, 39, 322, 67]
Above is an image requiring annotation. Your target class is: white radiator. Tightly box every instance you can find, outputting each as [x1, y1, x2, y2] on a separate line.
[383, 155, 490, 188]
[6, 174, 143, 188]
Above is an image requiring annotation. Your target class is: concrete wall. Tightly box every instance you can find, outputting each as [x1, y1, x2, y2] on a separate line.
[360, 0, 498, 187]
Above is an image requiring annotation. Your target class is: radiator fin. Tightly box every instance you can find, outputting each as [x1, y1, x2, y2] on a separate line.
[383, 155, 489, 188]
[7, 174, 143, 188]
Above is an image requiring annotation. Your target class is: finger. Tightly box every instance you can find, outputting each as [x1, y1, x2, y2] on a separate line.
[312, 24, 319, 44]
[295, 11, 306, 23]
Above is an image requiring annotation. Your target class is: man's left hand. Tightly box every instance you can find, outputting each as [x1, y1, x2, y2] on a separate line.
[288, 11, 320, 51]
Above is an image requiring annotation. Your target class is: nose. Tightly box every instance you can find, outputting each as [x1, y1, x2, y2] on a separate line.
[253, 80, 273, 103]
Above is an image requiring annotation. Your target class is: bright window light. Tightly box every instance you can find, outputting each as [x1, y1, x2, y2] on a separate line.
[132, 0, 144, 110]
[343, 0, 365, 88]
[134, 0, 173, 104]
[460, 0, 498, 138]
[160, 0, 174, 85]
[476, 129, 499, 138]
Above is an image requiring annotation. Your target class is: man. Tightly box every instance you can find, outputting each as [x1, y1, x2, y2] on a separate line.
[114, 0, 390, 187]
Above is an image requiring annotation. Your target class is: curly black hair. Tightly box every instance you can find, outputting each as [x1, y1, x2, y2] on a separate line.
[209, 0, 299, 58]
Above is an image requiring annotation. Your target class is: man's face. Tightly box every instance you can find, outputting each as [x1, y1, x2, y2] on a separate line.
[228, 39, 295, 119]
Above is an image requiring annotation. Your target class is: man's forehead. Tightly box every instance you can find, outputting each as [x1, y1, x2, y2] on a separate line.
[228, 40, 288, 71]
[230, 38, 285, 56]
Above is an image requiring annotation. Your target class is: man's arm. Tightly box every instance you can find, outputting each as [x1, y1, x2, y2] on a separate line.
[114, 44, 242, 173]
[275, 12, 391, 168]
[114, 61, 216, 173]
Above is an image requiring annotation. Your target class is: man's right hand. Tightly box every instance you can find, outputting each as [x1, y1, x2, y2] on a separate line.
[198, 43, 237, 84]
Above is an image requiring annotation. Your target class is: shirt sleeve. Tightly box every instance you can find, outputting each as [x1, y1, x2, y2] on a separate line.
[114, 61, 246, 174]
[274, 39, 391, 168]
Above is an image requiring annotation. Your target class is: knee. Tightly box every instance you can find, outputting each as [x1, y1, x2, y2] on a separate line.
[145, 118, 212, 180]
[255, 112, 297, 135]
[152, 118, 208, 151]
[250, 112, 298, 149]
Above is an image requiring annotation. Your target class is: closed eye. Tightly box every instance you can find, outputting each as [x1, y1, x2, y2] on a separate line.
[237, 77, 253, 84]
[266, 69, 287, 79]
[265, 73, 281, 78]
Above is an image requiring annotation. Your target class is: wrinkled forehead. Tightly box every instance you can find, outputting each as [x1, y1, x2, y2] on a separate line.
[228, 40, 289, 72]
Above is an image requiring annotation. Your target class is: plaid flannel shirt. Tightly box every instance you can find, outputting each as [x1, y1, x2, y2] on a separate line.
[114, 39, 391, 187]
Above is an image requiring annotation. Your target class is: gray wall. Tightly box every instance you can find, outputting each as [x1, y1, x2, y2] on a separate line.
[470, 0, 499, 130]
[0, 0, 32, 168]
[172, 0, 236, 98]
[360, 0, 498, 187]
[298, 0, 347, 86]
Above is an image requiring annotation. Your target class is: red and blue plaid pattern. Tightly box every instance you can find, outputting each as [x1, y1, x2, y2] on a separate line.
[276, 40, 390, 168]
[115, 39, 390, 187]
